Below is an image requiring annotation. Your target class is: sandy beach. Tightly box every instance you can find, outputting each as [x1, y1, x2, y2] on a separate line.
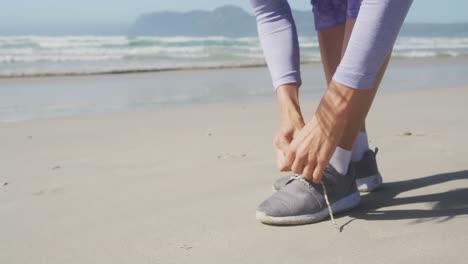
[1, 74, 467, 263]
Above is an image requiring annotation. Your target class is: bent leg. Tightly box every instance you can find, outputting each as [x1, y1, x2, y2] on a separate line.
[335, 0, 413, 149]
[311, 0, 347, 83]
[317, 25, 345, 84]
[329, 0, 412, 164]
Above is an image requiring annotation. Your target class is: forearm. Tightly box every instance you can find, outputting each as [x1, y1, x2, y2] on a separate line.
[316, 80, 378, 149]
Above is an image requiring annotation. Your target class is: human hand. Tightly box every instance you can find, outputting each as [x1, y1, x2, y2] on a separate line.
[274, 84, 304, 171]
[284, 81, 352, 183]
[285, 108, 345, 183]
[274, 122, 303, 171]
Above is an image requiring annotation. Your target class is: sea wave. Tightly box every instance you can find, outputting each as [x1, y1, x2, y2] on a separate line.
[1, 35, 467, 78]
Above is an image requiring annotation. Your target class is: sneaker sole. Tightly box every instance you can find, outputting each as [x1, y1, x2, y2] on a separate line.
[356, 173, 383, 192]
[256, 191, 361, 226]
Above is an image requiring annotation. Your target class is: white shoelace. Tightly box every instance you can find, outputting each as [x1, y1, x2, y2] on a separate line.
[296, 174, 339, 230]
[321, 181, 339, 230]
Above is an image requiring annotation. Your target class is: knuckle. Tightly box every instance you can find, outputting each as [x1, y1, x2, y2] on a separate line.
[273, 136, 285, 147]
[296, 146, 309, 158]
[291, 163, 299, 171]
[291, 164, 303, 174]
[296, 148, 306, 158]
[317, 157, 328, 166]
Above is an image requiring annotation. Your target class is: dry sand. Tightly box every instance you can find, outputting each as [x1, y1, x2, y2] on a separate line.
[1, 85, 467, 263]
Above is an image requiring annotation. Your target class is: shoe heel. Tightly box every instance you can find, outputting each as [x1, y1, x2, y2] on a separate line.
[331, 192, 361, 214]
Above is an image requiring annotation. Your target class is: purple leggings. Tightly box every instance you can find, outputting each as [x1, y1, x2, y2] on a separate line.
[312, 0, 362, 31]
[250, 0, 413, 90]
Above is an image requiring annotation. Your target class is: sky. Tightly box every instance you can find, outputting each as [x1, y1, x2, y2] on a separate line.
[1, 0, 467, 33]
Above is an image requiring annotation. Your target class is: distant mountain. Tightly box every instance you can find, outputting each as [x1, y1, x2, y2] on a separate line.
[129, 5, 315, 37]
[129, 5, 258, 37]
[129, 5, 468, 37]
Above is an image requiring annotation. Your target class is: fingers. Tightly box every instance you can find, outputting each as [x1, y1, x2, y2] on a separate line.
[291, 156, 306, 174]
[302, 164, 314, 180]
[312, 146, 334, 183]
[275, 149, 286, 171]
[284, 145, 296, 171]
[290, 143, 314, 175]
[312, 160, 326, 184]
[273, 133, 290, 154]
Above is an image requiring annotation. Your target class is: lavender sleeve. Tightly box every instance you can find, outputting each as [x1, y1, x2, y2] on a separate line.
[333, 0, 413, 89]
[250, 0, 302, 90]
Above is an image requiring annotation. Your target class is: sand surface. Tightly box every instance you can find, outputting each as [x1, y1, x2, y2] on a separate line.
[1, 85, 467, 263]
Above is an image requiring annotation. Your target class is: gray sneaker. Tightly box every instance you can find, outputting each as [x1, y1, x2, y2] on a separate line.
[354, 148, 382, 192]
[272, 148, 382, 193]
[256, 164, 360, 225]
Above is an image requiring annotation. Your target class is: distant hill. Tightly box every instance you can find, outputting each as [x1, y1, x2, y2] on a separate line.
[129, 5, 257, 37]
[129, 5, 468, 37]
[129, 5, 314, 37]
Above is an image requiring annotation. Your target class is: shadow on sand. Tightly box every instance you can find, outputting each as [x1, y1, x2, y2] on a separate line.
[348, 170, 468, 224]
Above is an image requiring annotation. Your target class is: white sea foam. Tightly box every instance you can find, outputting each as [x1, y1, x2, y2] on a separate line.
[0, 35, 466, 77]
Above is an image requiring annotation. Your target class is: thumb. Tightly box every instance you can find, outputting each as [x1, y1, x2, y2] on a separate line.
[274, 134, 292, 171]
[275, 149, 288, 171]
[283, 140, 297, 171]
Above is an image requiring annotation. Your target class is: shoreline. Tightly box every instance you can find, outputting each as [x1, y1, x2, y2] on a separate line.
[1, 56, 467, 80]
[1, 84, 466, 125]
[1, 56, 468, 122]
[0, 62, 268, 80]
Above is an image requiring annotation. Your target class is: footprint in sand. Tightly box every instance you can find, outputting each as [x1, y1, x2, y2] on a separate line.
[399, 131, 427, 137]
[179, 244, 193, 250]
[217, 152, 248, 159]
[32, 187, 65, 196]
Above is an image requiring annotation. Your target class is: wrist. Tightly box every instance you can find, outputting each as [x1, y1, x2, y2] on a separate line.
[326, 80, 376, 121]
[276, 84, 304, 128]
[323, 81, 351, 118]
[314, 80, 375, 138]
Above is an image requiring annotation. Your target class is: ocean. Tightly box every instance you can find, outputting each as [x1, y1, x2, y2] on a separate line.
[1, 27, 468, 121]
[1, 34, 468, 77]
